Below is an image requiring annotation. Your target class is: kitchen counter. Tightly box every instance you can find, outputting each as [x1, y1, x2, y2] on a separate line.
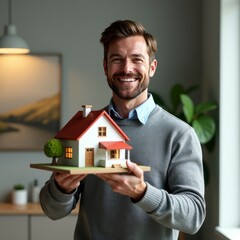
[0, 202, 79, 215]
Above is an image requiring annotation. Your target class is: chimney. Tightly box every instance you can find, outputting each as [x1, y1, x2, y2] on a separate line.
[82, 105, 92, 117]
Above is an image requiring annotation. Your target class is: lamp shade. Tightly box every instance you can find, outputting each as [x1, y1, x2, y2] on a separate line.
[0, 25, 30, 54]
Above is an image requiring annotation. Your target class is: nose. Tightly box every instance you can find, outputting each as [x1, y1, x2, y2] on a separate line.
[122, 59, 133, 73]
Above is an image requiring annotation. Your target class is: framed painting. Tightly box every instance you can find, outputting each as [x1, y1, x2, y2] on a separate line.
[0, 53, 62, 151]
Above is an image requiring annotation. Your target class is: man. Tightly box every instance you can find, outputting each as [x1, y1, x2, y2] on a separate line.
[40, 20, 206, 240]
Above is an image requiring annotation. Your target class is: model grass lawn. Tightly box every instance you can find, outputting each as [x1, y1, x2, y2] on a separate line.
[30, 163, 151, 174]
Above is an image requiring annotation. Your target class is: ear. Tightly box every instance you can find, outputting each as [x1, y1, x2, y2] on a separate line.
[149, 59, 157, 77]
[103, 60, 107, 76]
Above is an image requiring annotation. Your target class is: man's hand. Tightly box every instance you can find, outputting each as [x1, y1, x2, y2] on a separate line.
[97, 160, 147, 201]
[54, 172, 87, 194]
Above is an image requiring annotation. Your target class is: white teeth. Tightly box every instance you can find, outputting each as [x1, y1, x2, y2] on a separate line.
[118, 78, 136, 82]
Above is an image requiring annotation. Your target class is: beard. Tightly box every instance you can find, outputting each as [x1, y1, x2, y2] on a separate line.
[107, 72, 149, 100]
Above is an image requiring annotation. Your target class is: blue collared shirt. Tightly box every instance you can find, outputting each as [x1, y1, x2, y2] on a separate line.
[108, 94, 156, 125]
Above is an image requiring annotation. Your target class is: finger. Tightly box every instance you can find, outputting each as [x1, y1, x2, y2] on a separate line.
[97, 174, 119, 186]
[74, 174, 87, 181]
[55, 173, 86, 192]
[54, 172, 70, 182]
[126, 160, 143, 178]
[97, 173, 119, 181]
[70, 174, 87, 184]
[55, 172, 85, 182]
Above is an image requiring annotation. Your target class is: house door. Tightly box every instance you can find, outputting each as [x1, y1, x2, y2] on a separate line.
[85, 148, 94, 166]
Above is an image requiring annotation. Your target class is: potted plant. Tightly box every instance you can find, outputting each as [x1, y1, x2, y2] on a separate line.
[12, 184, 28, 205]
[150, 83, 217, 185]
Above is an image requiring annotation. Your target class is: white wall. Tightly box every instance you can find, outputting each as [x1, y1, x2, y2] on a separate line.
[0, 0, 203, 233]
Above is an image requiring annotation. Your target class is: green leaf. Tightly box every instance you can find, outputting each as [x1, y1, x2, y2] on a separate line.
[192, 116, 216, 144]
[180, 94, 194, 123]
[44, 138, 64, 158]
[195, 102, 217, 116]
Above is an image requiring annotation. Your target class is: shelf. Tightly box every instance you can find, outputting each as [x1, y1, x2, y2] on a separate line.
[0, 203, 79, 215]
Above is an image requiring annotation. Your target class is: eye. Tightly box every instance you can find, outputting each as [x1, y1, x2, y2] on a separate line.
[111, 57, 122, 63]
[132, 57, 144, 63]
[131, 54, 145, 63]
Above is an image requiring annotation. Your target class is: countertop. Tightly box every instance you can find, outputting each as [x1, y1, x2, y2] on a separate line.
[0, 203, 79, 215]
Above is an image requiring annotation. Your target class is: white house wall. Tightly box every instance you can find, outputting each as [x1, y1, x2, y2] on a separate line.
[99, 149, 129, 167]
[79, 115, 128, 167]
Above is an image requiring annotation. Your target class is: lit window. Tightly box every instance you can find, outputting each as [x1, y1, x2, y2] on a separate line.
[98, 127, 106, 136]
[110, 150, 120, 159]
[65, 147, 73, 159]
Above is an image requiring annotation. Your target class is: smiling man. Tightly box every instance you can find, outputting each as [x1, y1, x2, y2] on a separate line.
[40, 20, 206, 240]
[104, 35, 157, 119]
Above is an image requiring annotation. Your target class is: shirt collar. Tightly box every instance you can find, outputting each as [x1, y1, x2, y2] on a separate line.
[108, 94, 156, 125]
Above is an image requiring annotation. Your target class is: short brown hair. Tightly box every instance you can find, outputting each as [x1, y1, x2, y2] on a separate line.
[100, 20, 157, 62]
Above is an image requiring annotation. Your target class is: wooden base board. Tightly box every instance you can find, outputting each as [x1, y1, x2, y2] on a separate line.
[30, 163, 151, 175]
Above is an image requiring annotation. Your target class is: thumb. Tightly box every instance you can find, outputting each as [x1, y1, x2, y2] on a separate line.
[126, 160, 143, 178]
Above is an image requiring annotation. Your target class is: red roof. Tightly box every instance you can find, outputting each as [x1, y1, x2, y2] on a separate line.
[55, 110, 129, 141]
[99, 141, 132, 150]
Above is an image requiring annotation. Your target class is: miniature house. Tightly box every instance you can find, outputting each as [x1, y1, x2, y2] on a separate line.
[55, 105, 132, 168]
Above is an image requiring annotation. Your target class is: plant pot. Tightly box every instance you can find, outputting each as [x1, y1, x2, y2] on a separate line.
[12, 189, 28, 205]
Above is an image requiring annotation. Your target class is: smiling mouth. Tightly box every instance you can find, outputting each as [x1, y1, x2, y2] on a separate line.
[117, 77, 138, 82]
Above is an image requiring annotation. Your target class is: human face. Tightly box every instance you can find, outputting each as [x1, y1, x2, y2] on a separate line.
[104, 36, 157, 101]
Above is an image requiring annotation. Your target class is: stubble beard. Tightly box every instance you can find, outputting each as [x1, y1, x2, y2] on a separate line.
[108, 78, 149, 100]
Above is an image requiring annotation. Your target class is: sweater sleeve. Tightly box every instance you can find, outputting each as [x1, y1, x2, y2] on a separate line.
[135, 128, 206, 234]
[40, 176, 80, 220]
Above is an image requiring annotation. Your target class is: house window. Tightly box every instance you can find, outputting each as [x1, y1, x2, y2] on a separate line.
[110, 150, 120, 159]
[65, 147, 73, 159]
[98, 126, 106, 136]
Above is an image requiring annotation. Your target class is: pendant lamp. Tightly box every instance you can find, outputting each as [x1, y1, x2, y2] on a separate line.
[0, 0, 30, 54]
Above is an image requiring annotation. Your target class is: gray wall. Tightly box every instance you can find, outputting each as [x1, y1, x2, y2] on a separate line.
[0, 0, 220, 239]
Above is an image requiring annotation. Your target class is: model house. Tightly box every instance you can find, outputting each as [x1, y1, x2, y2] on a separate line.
[55, 105, 132, 168]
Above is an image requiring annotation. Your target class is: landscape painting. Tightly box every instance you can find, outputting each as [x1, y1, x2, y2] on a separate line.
[0, 53, 61, 151]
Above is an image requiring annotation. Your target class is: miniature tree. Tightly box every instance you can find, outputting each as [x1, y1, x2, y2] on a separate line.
[44, 138, 64, 165]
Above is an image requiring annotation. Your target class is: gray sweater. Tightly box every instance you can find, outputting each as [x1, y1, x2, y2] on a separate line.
[40, 105, 206, 240]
